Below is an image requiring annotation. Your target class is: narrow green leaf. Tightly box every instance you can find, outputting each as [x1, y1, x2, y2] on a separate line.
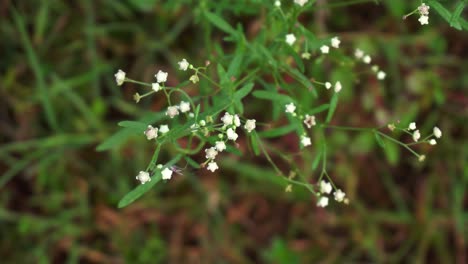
[184, 156, 201, 169]
[118, 121, 148, 131]
[258, 124, 296, 138]
[252, 90, 294, 103]
[284, 45, 304, 73]
[234, 82, 254, 101]
[325, 94, 339, 123]
[427, 0, 462, 29]
[374, 132, 386, 149]
[227, 44, 245, 78]
[311, 149, 322, 171]
[284, 67, 317, 98]
[118, 172, 162, 208]
[450, 1, 466, 27]
[250, 132, 261, 156]
[204, 11, 238, 37]
[96, 129, 136, 151]
[308, 104, 330, 115]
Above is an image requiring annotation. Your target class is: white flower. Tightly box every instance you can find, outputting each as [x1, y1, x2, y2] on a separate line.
[363, 55, 371, 64]
[325, 82, 332, 89]
[334, 81, 342, 93]
[377, 71, 386, 80]
[413, 130, 421, 142]
[418, 15, 429, 25]
[294, 0, 308, 7]
[433, 126, 442, 138]
[199, 120, 206, 126]
[205, 147, 218, 160]
[207, 161, 219, 172]
[155, 70, 168, 83]
[233, 114, 241, 127]
[320, 45, 330, 54]
[161, 167, 173, 180]
[317, 196, 329, 208]
[334, 189, 346, 202]
[136, 171, 151, 184]
[152, 83, 161, 92]
[166, 106, 179, 118]
[319, 180, 332, 194]
[179, 101, 191, 113]
[418, 155, 426, 162]
[331, 37, 340, 48]
[189, 74, 199, 83]
[221, 112, 234, 126]
[178, 58, 189, 71]
[429, 139, 437, 145]
[408, 122, 416, 130]
[159, 124, 169, 134]
[285, 34, 296, 46]
[285, 103, 296, 114]
[354, 49, 364, 59]
[301, 52, 311, 59]
[301, 135, 311, 147]
[114, 69, 126, 86]
[144, 125, 158, 140]
[371, 65, 379, 72]
[303, 114, 316, 128]
[215, 141, 226, 152]
[274, 0, 281, 7]
[418, 3, 430, 16]
[226, 128, 238, 141]
[244, 119, 256, 133]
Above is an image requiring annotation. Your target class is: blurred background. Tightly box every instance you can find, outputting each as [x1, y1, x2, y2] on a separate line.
[1, 0, 467, 263]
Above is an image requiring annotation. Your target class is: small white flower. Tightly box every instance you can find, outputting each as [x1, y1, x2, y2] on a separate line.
[179, 101, 191, 113]
[413, 130, 421, 142]
[156, 164, 163, 169]
[159, 124, 169, 134]
[136, 171, 151, 184]
[317, 196, 329, 208]
[433, 126, 442, 138]
[114, 69, 126, 86]
[274, 0, 281, 7]
[418, 15, 429, 25]
[226, 128, 238, 141]
[325, 82, 332, 89]
[178, 58, 189, 71]
[418, 155, 426, 162]
[215, 141, 226, 152]
[199, 120, 206, 126]
[188, 112, 195, 118]
[190, 123, 199, 131]
[363, 55, 372, 64]
[285, 34, 296, 46]
[301, 52, 311, 59]
[334, 81, 342, 93]
[285, 103, 296, 114]
[301, 135, 311, 147]
[205, 147, 218, 160]
[354, 49, 364, 59]
[152, 82, 161, 92]
[371, 65, 379, 72]
[408, 122, 417, 130]
[221, 112, 234, 126]
[244, 119, 256, 133]
[233, 114, 241, 127]
[189, 74, 199, 83]
[303, 114, 316, 128]
[377, 71, 386, 80]
[161, 167, 173, 180]
[320, 180, 332, 194]
[207, 161, 219, 172]
[429, 139, 437, 145]
[166, 106, 179, 118]
[155, 70, 168, 83]
[320, 45, 330, 54]
[334, 189, 346, 202]
[294, 0, 308, 7]
[144, 125, 158, 140]
[331, 37, 340, 48]
[418, 3, 430, 15]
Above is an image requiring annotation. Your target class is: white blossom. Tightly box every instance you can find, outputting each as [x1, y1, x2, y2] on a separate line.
[226, 128, 239, 141]
[199, 120, 206, 126]
[161, 167, 173, 180]
[285, 34, 296, 46]
[331, 37, 340, 48]
[320, 180, 332, 194]
[334, 81, 342, 93]
[429, 139, 437, 145]
[294, 0, 308, 7]
[301, 135, 311, 147]
[354, 49, 364, 59]
[166, 106, 179, 118]
[189, 74, 199, 83]
[418, 3, 430, 15]
[413, 130, 421, 142]
[152, 82, 161, 92]
[215, 141, 226, 152]
[114, 69, 126, 86]
[408, 122, 417, 130]
[418, 15, 429, 25]
[179, 101, 191, 113]
[233, 114, 241, 127]
[303, 114, 316, 128]
[334, 189, 346, 202]
[144, 125, 158, 140]
[433, 126, 442, 138]
[274, 0, 281, 7]
[377, 71, 386, 80]
[205, 147, 218, 160]
[320, 45, 330, 54]
[178, 58, 189, 71]
[244, 119, 256, 133]
[136, 171, 151, 184]
[207, 161, 219, 172]
[285, 103, 296, 114]
[363, 55, 372, 64]
[221, 112, 234, 126]
[155, 70, 168, 83]
[159, 124, 169, 134]
[325, 82, 332, 89]
[317, 196, 329, 208]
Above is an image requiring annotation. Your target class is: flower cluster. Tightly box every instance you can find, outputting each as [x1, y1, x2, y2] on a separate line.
[284, 102, 317, 148]
[355, 49, 386, 80]
[407, 122, 442, 144]
[403, 2, 430, 25]
[316, 180, 348, 208]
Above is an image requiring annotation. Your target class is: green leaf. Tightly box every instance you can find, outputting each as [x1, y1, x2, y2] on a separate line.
[311, 148, 322, 171]
[96, 128, 136, 151]
[308, 104, 329, 115]
[204, 11, 238, 37]
[427, 0, 462, 30]
[118, 171, 162, 208]
[118, 121, 148, 131]
[284, 45, 304, 73]
[233, 82, 254, 101]
[325, 94, 339, 123]
[450, 1, 466, 27]
[227, 44, 245, 79]
[374, 132, 386, 149]
[258, 124, 296, 138]
[184, 156, 200, 169]
[253, 90, 294, 104]
[250, 132, 261, 156]
[284, 67, 317, 98]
